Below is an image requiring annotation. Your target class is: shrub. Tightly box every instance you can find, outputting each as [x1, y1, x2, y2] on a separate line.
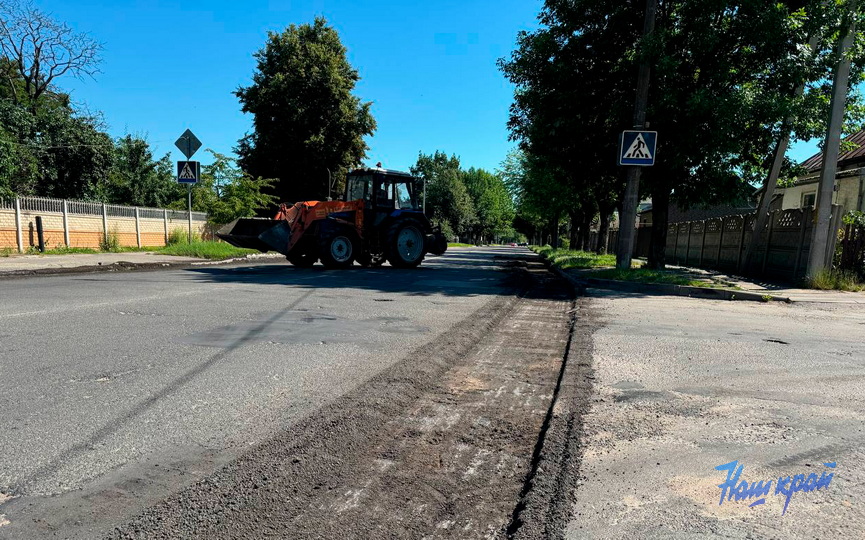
[167, 227, 202, 245]
[99, 228, 121, 252]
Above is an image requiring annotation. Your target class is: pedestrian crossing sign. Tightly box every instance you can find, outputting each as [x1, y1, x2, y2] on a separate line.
[177, 161, 200, 184]
[618, 130, 657, 166]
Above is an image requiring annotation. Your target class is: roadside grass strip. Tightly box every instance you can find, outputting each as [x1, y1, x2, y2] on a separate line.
[157, 241, 258, 260]
[533, 247, 616, 269]
[585, 268, 722, 288]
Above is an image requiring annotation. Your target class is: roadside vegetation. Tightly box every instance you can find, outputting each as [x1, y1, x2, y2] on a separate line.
[806, 269, 865, 292]
[448, 243, 475, 248]
[533, 246, 737, 289]
[533, 247, 615, 269]
[585, 268, 720, 288]
[157, 241, 256, 260]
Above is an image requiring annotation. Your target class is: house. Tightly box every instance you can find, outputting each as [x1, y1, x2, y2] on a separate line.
[775, 130, 865, 212]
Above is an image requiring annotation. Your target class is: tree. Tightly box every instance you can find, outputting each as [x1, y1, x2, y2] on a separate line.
[0, 1, 101, 109]
[462, 167, 515, 243]
[501, 0, 865, 265]
[235, 17, 376, 206]
[95, 135, 184, 207]
[173, 150, 276, 226]
[410, 151, 476, 239]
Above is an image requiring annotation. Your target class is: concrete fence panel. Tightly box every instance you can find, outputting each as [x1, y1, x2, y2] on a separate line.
[0, 196, 208, 252]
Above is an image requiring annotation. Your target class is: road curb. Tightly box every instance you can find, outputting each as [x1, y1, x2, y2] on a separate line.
[0, 253, 284, 279]
[538, 262, 791, 303]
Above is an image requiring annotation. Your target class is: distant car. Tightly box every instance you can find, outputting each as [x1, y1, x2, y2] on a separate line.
[517, 242, 528, 247]
[508, 242, 518, 247]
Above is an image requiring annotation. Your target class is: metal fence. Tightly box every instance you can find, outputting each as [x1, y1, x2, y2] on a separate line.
[0, 195, 206, 221]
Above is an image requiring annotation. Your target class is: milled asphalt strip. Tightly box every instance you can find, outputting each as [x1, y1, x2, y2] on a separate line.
[108, 276, 530, 538]
[13, 289, 316, 494]
[508, 296, 597, 540]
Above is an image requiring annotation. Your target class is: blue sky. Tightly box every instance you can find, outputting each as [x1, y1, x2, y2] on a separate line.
[37, 0, 545, 173]
[38, 0, 820, 174]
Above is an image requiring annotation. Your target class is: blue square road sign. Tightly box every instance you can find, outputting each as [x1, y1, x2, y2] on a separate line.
[619, 131, 658, 166]
[177, 161, 200, 184]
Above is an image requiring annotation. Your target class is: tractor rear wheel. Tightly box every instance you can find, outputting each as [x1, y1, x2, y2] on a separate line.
[385, 218, 426, 268]
[319, 230, 357, 269]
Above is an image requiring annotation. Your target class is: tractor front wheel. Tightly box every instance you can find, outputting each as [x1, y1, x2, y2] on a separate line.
[287, 249, 318, 267]
[319, 231, 357, 269]
[386, 219, 426, 268]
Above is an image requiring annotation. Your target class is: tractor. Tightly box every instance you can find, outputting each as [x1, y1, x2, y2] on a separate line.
[216, 167, 448, 268]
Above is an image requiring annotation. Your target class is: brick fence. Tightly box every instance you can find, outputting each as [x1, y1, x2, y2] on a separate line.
[0, 196, 208, 252]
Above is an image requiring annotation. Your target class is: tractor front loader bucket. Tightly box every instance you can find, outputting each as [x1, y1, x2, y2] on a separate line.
[216, 218, 292, 256]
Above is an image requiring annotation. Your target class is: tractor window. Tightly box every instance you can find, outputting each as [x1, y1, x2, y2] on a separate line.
[395, 183, 413, 209]
[347, 175, 372, 201]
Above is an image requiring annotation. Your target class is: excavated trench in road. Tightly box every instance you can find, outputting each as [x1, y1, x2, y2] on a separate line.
[105, 260, 583, 539]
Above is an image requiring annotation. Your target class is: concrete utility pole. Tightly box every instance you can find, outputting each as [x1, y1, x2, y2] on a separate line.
[743, 36, 820, 274]
[616, 0, 658, 270]
[808, 6, 857, 277]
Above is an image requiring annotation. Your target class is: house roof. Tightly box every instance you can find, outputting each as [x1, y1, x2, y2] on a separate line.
[800, 129, 865, 173]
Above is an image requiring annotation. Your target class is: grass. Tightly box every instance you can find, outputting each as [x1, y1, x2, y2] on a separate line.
[806, 268, 865, 292]
[532, 245, 739, 289]
[157, 241, 258, 260]
[532, 246, 617, 269]
[448, 242, 474, 248]
[585, 268, 719, 288]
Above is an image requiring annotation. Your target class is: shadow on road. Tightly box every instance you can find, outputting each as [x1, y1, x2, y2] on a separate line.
[184, 248, 530, 298]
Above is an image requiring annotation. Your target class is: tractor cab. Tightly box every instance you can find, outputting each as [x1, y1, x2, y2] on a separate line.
[345, 168, 420, 211]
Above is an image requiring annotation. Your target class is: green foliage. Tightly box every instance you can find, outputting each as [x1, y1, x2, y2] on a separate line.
[500, 0, 865, 266]
[843, 210, 865, 227]
[806, 268, 864, 291]
[185, 151, 277, 226]
[94, 135, 184, 207]
[158, 241, 257, 260]
[167, 228, 202, 245]
[99, 228, 120, 252]
[235, 17, 376, 204]
[0, 97, 113, 199]
[44, 246, 100, 255]
[534, 246, 616, 269]
[411, 151, 476, 238]
[461, 167, 515, 241]
[587, 268, 717, 288]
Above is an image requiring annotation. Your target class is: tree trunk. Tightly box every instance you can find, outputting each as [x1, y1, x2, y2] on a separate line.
[550, 215, 560, 249]
[647, 184, 671, 269]
[569, 211, 580, 250]
[596, 206, 612, 254]
[580, 214, 592, 251]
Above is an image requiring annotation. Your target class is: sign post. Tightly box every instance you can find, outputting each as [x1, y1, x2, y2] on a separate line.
[175, 130, 203, 243]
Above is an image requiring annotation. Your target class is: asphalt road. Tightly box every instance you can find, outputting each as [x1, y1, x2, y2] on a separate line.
[0, 247, 577, 539]
[567, 290, 865, 539]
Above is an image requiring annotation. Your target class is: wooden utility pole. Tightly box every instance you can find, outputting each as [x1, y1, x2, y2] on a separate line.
[808, 6, 857, 277]
[616, 0, 658, 270]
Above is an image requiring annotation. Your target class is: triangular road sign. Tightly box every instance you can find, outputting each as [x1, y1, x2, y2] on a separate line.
[624, 133, 653, 160]
[179, 162, 196, 179]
